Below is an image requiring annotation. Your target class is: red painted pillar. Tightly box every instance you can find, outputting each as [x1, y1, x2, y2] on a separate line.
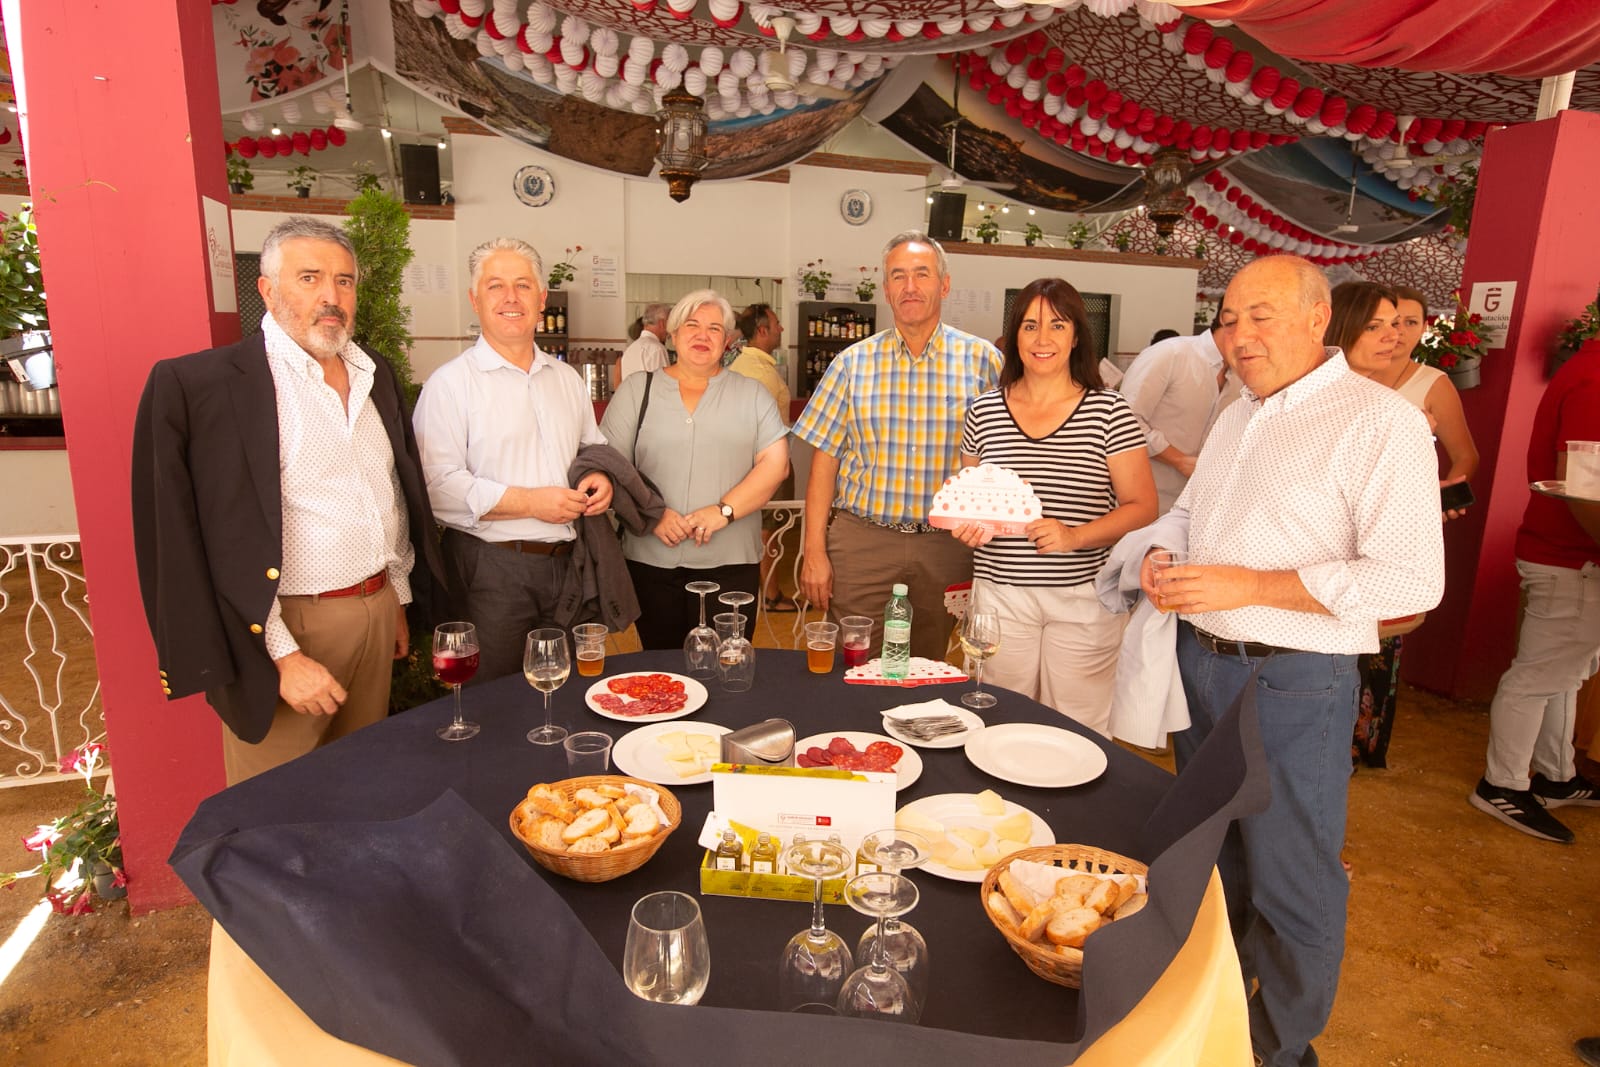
[4, 0, 236, 910]
[1404, 110, 1600, 700]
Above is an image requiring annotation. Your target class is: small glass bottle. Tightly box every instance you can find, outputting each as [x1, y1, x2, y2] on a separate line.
[750, 831, 779, 875]
[854, 839, 879, 878]
[714, 829, 745, 872]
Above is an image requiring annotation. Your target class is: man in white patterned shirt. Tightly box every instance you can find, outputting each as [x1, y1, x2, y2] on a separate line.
[1130, 256, 1444, 1067]
[134, 217, 443, 784]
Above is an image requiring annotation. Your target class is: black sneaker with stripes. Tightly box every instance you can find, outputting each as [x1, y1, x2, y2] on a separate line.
[1532, 771, 1600, 808]
[1470, 778, 1574, 843]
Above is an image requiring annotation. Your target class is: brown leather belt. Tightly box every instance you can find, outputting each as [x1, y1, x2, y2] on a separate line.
[314, 572, 387, 599]
[491, 539, 575, 557]
[1191, 626, 1303, 659]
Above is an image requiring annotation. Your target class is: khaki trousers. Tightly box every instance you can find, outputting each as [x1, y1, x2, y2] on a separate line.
[221, 583, 399, 785]
[824, 510, 972, 662]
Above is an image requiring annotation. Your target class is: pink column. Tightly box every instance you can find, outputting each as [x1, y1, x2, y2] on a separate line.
[5, 0, 236, 910]
[1405, 110, 1600, 700]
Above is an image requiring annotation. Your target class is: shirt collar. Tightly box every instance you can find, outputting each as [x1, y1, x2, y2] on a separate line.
[261, 313, 371, 378]
[893, 320, 949, 362]
[1198, 328, 1225, 371]
[740, 345, 775, 365]
[468, 333, 553, 375]
[1241, 347, 1346, 411]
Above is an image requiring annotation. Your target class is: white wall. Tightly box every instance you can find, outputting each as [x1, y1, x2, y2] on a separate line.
[0, 451, 77, 538]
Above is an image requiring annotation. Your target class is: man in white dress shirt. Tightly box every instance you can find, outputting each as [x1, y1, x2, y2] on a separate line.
[610, 302, 670, 391]
[1118, 320, 1229, 514]
[413, 238, 613, 682]
[1133, 256, 1444, 1067]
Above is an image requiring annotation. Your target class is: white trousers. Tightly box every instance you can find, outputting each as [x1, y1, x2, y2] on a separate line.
[973, 577, 1128, 736]
[1485, 559, 1600, 791]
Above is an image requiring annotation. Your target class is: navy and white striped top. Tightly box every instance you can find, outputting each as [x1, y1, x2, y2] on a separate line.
[959, 387, 1145, 587]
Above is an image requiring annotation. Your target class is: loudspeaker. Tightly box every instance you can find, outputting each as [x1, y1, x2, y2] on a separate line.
[927, 190, 967, 242]
[399, 144, 441, 205]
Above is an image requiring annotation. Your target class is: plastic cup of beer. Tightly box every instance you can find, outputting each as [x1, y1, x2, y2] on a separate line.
[573, 623, 609, 677]
[1149, 550, 1189, 613]
[839, 616, 874, 669]
[805, 621, 839, 674]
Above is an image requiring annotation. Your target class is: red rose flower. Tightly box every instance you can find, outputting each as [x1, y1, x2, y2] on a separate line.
[1449, 331, 1469, 346]
[1440, 353, 1459, 369]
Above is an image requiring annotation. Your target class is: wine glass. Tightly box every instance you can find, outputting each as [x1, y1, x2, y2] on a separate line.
[959, 608, 1001, 710]
[432, 621, 480, 742]
[838, 872, 921, 1022]
[623, 891, 711, 1005]
[855, 829, 932, 1013]
[524, 628, 570, 746]
[684, 580, 722, 680]
[778, 837, 853, 1013]
[719, 590, 754, 636]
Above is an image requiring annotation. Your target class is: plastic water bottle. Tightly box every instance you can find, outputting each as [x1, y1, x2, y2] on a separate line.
[881, 583, 913, 680]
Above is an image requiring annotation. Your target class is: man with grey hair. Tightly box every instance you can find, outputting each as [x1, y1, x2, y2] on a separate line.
[413, 237, 613, 682]
[793, 230, 1002, 658]
[1128, 255, 1443, 1066]
[133, 215, 443, 784]
[612, 301, 670, 391]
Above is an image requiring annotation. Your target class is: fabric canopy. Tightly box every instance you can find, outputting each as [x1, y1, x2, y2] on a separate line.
[1167, 0, 1600, 78]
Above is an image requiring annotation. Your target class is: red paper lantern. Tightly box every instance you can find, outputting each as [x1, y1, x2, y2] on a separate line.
[1194, 127, 1214, 150]
[327, 126, 346, 147]
[1085, 79, 1108, 102]
[1027, 58, 1046, 80]
[236, 137, 258, 157]
[1065, 86, 1087, 109]
[1293, 87, 1324, 118]
[1043, 48, 1065, 72]
[1226, 51, 1253, 83]
[1345, 104, 1376, 136]
[1102, 90, 1123, 112]
[1250, 131, 1270, 149]
[886, 26, 904, 42]
[274, 134, 293, 154]
[1271, 77, 1300, 109]
[1026, 31, 1046, 54]
[1183, 22, 1213, 55]
[484, 15, 506, 40]
[1203, 37, 1233, 70]
[1004, 40, 1027, 64]
[458, 9, 481, 28]
[1230, 129, 1250, 151]
[1064, 64, 1086, 87]
[1319, 96, 1348, 127]
[517, 27, 537, 52]
[309, 128, 327, 151]
[258, 140, 278, 158]
[809, 19, 832, 40]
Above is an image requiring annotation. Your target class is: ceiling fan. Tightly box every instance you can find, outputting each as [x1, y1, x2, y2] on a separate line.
[1368, 115, 1477, 173]
[763, 16, 853, 100]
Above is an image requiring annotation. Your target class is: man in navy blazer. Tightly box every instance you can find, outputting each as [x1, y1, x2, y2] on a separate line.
[132, 216, 443, 783]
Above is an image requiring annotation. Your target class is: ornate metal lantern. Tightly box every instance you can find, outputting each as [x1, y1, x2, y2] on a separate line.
[656, 89, 709, 202]
[1142, 148, 1193, 238]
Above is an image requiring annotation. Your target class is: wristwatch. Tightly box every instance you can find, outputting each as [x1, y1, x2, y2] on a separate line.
[718, 501, 735, 521]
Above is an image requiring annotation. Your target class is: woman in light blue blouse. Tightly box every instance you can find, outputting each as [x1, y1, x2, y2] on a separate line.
[600, 290, 789, 648]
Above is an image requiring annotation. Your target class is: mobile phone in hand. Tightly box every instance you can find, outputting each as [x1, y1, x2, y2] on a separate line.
[1440, 481, 1475, 511]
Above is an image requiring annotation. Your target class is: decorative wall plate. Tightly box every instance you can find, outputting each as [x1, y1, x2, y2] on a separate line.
[514, 165, 556, 207]
[840, 188, 872, 225]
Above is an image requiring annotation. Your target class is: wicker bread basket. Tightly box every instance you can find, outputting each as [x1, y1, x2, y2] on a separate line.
[508, 775, 682, 883]
[979, 843, 1149, 988]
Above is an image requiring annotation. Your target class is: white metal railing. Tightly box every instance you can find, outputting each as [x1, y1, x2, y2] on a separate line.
[755, 499, 808, 649]
[0, 537, 106, 786]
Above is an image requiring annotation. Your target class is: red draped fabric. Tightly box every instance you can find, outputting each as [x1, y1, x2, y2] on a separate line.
[1167, 0, 1600, 78]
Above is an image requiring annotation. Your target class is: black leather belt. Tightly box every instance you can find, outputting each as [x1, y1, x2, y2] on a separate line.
[490, 539, 574, 557]
[1191, 626, 1304, 659]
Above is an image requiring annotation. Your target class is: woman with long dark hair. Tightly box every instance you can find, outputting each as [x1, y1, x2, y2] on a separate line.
[948, 278, 1156, 734]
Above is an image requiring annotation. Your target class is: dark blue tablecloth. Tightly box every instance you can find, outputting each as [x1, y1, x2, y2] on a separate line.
[173, 649, 1266, 1066]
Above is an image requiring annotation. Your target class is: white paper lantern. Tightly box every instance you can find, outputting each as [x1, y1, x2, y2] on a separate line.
[581, 72, 606, 102]
[595, 53, 619, 78]
[525, 2, 556, 34]
[966, 14, 995, 33]
[997, 9, 1027, 27]
[461, 0, 487, 15]
[623, 57, 648, 85]
[656, 65, 683, 90]
[560, 36, 585, 67]
[475, 31, 496, 57]
[860, 18, 890, 38]
[831, 15, 858, 36]
[526, 55, 554, 83]
[590, 28, 619, 55]
[684, 68, 707, 95]
[729, 49, 756, 77]
[628, 35, 655, 64]
[794, 11, 822, 34]
[241, 110, 264, 132]
[699, 46, 724, 76]
[813, 49, 837, 73]
[895, 20, 921, 38]
[710, 0, 741, 23]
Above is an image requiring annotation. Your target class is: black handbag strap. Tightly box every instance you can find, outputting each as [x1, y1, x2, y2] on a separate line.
[632, 371, 652, 466]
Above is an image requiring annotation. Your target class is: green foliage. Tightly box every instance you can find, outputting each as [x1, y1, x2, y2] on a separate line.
[975, 214, 1000, 242]
[226, 155, 254, 191]
[1427, 163, 1477, 239]
[344, 189, 419, 406]
[1558, 288, 1600, 352]
[0, 205, 48, 339]
[390, 631, 448, 712]
[1024, 222, 1043, 246]
[352, 163, 383, 194]
[1067, 221, 1090, 249]
[285, 165, 317, 193]
[1112, 230, 1132, 252]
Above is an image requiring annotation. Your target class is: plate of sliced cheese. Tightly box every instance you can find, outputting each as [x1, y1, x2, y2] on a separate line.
[611, 721, 731, 785]
[895, 789, 1055, 883]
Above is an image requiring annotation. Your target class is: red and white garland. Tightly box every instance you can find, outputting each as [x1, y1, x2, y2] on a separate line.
[229, 125, 349, 159]
[1190, 168, 1386, 265]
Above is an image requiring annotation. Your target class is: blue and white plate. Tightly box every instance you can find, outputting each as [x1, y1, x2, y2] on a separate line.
[514, 164, 556, 207]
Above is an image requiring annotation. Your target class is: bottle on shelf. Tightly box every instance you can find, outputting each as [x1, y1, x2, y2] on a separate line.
[881, 583, 912, 680]
[715, 829, 746, 872]
[555, 307, 566, 333]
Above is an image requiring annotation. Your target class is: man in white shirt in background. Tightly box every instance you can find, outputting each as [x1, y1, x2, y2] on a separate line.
[611, 302, 670, 391]
[413, 237, 612, 682]
[730, 302, 798, 611]
[1132, 256, 1444, 1067]
[1118, 319, 1229, 514]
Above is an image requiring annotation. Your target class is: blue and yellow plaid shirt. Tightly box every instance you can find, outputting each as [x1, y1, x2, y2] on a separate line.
[793, 321, 1002, 525]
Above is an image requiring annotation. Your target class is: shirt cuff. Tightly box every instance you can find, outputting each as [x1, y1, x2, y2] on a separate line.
[467, 479, 511, 523]
[1297, 561, 1358, 617]
[264, 599, 299, 660]
[389, 564, 413, 607]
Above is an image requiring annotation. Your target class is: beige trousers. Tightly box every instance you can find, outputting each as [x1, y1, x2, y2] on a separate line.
[824, 511, 973, 662]
[221, 583, 399, 785]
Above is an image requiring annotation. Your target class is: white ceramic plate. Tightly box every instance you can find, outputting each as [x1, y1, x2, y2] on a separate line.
[880, 706, 985, 749]
[584, 671, 709, 723]
[895, 793, 1054, 883]
[794, 730, 923, 791]
[964, 723, 1108, 789]
[611, 721, 731, 785]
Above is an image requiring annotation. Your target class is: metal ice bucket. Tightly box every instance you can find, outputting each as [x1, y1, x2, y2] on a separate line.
[720, 718, 796, 767]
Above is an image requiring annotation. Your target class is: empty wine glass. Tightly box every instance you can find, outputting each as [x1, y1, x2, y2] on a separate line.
[684, 580, 722, 680]
[778, 837, 853, 1013]
[719, 590, 754, 637]
[524, 628, 570, 745]
[432, 621, 480, 742]
[623, 891, 710, 1005]
[959, 607, 1001, 709]
[856, 828, 932, 1013]
[838, 872, 921, 1022]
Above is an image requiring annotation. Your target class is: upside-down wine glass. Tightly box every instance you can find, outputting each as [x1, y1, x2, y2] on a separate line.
[838, 872, 921, 1022]
[855, 828, 932, 1013]
[432, 621, 480, 742]
[719, 590, 755, 634]
[524, 628, 570, 745]
[959, 607, 1001, 710]
[684, 580, 722, 680]
[778, 837, 854, 1013]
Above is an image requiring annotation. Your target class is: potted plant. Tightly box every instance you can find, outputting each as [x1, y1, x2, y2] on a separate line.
[1113, 231, 1132, 253]
[1024, 222, 1043, 247]
[1067, 221, 1090, 249]
[0, 205, 49, 344]
[854, 265, 878, 302]
[351, 163, 383, 194]
[1194, 237, 1208, 259]
[2, 743, 124, 913]
[286, 165, 317, 198]
[798, 259, 831, 300]
[975, 214, 1000, 244]
[547, 246, 582, 291]
[1553, 288, 1600, 376]
[226, 155, 254, 195]
[1427, 162, 1478, 240]
[1416, 295, 1489, 389]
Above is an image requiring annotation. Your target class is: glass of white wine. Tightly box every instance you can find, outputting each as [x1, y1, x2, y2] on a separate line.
[524, 627, 570, 745]
[960, 607, 1001, 710]
[624, 891, 710, 1005]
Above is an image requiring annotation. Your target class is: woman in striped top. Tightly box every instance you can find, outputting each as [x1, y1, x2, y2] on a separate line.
[950, 278, 1157, 735]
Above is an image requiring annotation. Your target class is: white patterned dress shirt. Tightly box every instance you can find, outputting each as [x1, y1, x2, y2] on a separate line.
[1119, 329, 1226, 514]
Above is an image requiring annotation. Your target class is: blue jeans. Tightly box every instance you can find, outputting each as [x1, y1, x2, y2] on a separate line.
[1175, 624, 1360, 1067]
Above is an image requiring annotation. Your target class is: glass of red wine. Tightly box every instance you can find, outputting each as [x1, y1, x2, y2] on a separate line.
[433, 621, 481, 741]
